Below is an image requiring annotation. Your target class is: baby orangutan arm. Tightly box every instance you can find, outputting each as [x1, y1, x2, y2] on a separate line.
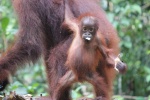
[96, 33, 127, 73]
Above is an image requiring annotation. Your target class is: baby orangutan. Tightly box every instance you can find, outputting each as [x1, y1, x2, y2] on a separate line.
[53, 16, 127, 100]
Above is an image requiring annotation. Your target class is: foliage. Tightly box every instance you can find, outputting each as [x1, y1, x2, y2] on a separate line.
[0, 0, 150, 99]
[104, 0, 150, 96]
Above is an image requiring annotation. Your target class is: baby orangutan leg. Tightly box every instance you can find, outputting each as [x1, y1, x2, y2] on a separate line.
[53, 70, 76, 100]
[86, 73, 109, 100]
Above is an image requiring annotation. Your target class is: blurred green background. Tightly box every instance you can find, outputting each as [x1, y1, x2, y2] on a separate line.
[0, 0, 150, 100]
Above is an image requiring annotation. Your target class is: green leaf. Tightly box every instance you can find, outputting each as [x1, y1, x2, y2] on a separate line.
[71, 90, 82, 99]
[148, 95, 150, 100]
[1, 17, 9, 31]
[146, 50, 150, 55]
[146, 75, 150, 82]
[132, 5, 142, 14]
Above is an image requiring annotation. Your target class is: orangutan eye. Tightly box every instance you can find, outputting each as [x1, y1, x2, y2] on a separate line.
[82, 27, 87, 31]
[89, 27, 94, 32]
